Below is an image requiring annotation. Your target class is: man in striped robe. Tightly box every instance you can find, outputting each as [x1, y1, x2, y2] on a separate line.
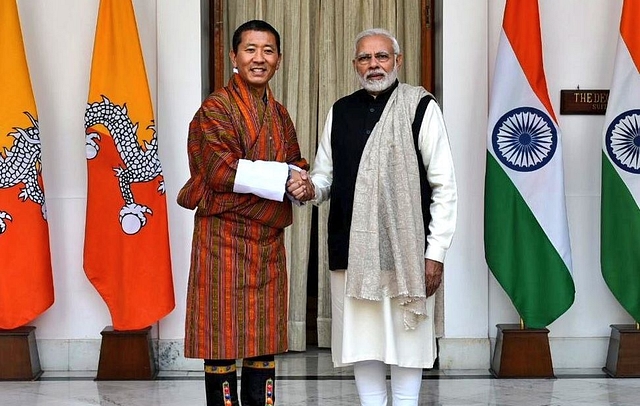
[177, 20, 309, 406]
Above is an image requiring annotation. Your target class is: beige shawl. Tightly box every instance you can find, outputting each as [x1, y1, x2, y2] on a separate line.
[346, 83, 430, 329]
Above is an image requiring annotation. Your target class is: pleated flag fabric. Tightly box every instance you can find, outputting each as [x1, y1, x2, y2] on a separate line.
[84, 0, 175, 330]
[485, 0, 575, 329]
[601, 0, 640, 323]
[0, 0, 54, 329]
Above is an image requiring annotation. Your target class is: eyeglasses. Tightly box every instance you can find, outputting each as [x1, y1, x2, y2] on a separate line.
[355, 52, 394, 65]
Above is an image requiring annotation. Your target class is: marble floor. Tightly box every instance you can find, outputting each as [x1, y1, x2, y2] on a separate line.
[2, 347, 640, 405]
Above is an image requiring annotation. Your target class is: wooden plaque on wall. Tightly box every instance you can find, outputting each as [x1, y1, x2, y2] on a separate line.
[560, 89, 609, 115]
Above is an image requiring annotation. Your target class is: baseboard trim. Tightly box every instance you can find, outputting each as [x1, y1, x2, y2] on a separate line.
[34, 336, 611, 371]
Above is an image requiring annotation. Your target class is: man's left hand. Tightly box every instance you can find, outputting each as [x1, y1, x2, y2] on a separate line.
[425, 259, 443, 297]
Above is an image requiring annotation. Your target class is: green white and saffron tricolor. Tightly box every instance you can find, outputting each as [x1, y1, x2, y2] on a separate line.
[484, 0, 575, 329]
[601, 0, 640, 323]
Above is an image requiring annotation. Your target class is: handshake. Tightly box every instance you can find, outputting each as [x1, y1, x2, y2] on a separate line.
[287, 169, 315, 202]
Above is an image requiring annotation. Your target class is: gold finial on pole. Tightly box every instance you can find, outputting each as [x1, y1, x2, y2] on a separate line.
[520, 318, 525, 329]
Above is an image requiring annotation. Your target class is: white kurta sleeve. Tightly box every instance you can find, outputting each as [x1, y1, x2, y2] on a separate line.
[418, 101, 458, 263]
[310, 108, 334, 204]
[233, 159, 289, 201]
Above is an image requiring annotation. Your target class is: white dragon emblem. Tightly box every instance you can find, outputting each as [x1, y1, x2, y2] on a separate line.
[84, 96, 165, 235]
[0, 112, 47, 235]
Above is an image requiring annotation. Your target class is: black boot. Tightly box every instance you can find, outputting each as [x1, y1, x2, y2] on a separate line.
[240, 356, 276, 406]
[204, 359, 239, 406]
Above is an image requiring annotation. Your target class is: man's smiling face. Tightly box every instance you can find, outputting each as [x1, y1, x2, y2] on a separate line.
[230, 30, 281, 94]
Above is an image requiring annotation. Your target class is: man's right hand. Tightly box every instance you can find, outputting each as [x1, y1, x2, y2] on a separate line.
[287, 170, 315, 201]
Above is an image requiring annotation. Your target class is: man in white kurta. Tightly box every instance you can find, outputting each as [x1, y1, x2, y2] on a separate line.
[289, 28, 456, 406]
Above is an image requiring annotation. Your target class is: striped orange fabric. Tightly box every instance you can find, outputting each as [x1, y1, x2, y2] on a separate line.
[181, 74, 308, 359]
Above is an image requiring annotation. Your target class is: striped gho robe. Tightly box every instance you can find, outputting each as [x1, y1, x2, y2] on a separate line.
[178, 73, 308, 359]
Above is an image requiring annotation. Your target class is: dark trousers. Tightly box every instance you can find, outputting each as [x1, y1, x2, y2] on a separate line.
[204, 359, 238, 406]
[241, 355, 276, 406]
[204, 355, 275, 406]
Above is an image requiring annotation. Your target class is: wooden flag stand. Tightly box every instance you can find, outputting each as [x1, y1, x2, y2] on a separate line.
[490, 323, 555, 378]
[96, 326, 157, 380]
[0, 326, 43, 380]
[603, 324, 640, 377]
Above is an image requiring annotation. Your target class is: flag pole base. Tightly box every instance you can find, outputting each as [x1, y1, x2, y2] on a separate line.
[489, 323, 554, 378]
[0, 326, 43, 380]
[603, 324, 640, 377]
[96, 326, 157, 380]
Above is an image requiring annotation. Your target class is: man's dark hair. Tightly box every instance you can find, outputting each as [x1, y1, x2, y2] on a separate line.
[232, 20, 281, 55]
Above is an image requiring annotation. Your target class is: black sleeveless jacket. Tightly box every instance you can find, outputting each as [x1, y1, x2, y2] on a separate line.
[327, 81, 434, 270]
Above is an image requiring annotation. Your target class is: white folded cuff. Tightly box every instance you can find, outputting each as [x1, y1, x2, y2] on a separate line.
[233, 159, 289, 201]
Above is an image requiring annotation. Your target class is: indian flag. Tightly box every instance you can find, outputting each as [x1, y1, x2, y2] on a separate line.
[484, 0, 575, 329]
[601, 0, 640, 323]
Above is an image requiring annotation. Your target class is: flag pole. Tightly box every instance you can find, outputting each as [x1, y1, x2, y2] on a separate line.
[520, 318, 525, 330]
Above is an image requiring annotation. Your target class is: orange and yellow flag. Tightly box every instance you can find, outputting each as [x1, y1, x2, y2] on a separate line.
[84, 0, 174, 330]
[0, 0, 54, 329]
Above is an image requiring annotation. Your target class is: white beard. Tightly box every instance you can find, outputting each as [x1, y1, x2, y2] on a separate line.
[358, 64, 398, 94]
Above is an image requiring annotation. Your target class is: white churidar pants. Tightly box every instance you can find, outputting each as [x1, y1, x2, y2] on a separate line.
[330, 271, 436, 405]
[353, 360, 423, 406]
